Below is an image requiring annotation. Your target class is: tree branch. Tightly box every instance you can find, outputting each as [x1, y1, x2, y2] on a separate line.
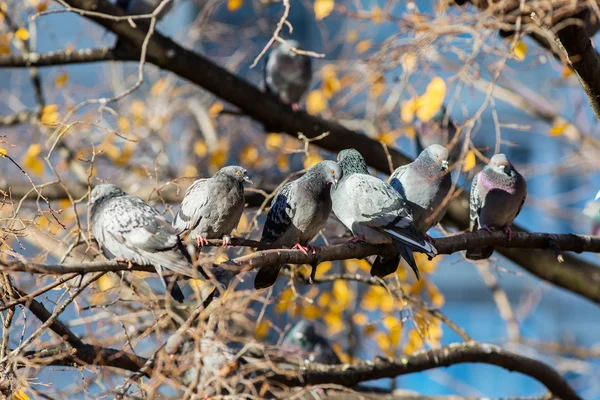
[272, 342, 580, 400]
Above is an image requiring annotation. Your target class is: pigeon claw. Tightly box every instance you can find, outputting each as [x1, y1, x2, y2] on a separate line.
[424, 233, 434, 244]
[291, 103, 300, 111]
[346, 235, 366, 244]
[307, 244, 319, 255]
[196, 236, 209, 248]
[480, 225, 495, 233]
[222, 235, 232, 247]
[292, 243, 309, 255]
[115, 257, 133, 269]
[502, 225, 514, 241]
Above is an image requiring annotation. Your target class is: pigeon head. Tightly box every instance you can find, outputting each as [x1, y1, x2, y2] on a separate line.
[337, 149, 368, 177]
[420, 144, 449, 171]
[90, 184, 126, 204]
[277, 40, 301, 58]
[282, 321, 320, 351]
[488, 153, 514, 175]
[216, 165, 252, 184]
[308, 160, 341, 188]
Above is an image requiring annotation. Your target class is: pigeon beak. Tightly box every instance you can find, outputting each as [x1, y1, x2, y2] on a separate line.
[441, 160, 449, 171]
[243, 175, 253, 184]
[333, 178, 338, 189]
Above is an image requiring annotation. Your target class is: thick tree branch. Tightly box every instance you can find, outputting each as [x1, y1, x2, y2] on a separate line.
[273, 341, 580, 400]
[0, 0, 595, 306]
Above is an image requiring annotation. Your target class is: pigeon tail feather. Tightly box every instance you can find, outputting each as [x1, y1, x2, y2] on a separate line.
[254, 264, 282, 289]
[383, 227, 437, 257]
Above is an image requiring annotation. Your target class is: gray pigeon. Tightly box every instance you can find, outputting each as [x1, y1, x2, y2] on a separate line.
[281, 321, 341, 364]
[331, 149, 437, 279]
[254, 161, 341, 289]
[415, 105, 461, 165]
[467, 154, 527, 260]
[389, 144, 452, 234]
[264, 40, 313, 111]
[173, 166, 251, 247]
[90, 184, 201, 303]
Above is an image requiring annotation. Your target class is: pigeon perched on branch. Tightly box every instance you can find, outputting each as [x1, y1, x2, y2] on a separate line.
[264, 40, 313, 111]
[254, 161, 341, 289]
[173, 166, 251, 248]
[466, 154, 527, 260]
[331, 149, 437, 279]
[281, 321, 341, 364]
[90, 184, 202, 303]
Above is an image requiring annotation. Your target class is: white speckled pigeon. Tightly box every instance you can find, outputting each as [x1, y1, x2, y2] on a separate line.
[331, 149, 437, 279]
[254, 161, 341, 289]
[415, 105, 461, 165]
[90, 184, 201, 303]
[281, 320, 341, 364]
[173, 166, 251, 248]
[264, 40, 313, 111]
[467, 154, 527, 260]
[389, 144, 452, 235]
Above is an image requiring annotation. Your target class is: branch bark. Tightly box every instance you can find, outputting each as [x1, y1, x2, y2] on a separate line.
[272, 341, 580, 400]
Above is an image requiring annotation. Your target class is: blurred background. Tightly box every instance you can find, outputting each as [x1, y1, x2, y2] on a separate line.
[1, 0, 599, 398]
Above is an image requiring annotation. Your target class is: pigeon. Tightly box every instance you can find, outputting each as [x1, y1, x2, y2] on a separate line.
[281, 321, 341, 364]
[466, 154, 527, 260]
[254, 161, 341, 289]
[264, 39, 313, 111]
[116, 0, 173, 18]
[331, 149, 437, 279]
[173, 166, 251, 248]
[415, 105, 461, 165]
[90, 184, 202, 303]
[389, 144, 452, 235]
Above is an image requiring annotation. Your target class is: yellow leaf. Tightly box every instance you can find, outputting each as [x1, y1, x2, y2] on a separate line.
[352, 312, 368, 325]
[14, 390, 30, 400]
[227, 0, 243, 11]
[362, 286, 385, 311]
[277, 154, 290, 172]
[513, 40, 527, 61]
[371, 6, 383, 24]
[321, 65, 341, 99]
[194, 140, 207, 157]
[130, 100, 145, 126]
[118, 116, 130, 132]
[255, 321, 269, 339]
[276, 288, 294, 313]
[416, 77, 446, 122]
[303, 152, 323, 169]
[463, 150, 476, 172]
[240, 145, 259, 166]
[401, 98, 418, 123]
[364, 323, 376, 336]
[23, 144, 44, 177]
[302, 304, 321, 319]
[209, 102, 224, 117]
[97, 274, 115, 291]
[150, 77, 168, 96]
[370, 73, 385, 97]
[55, 72, 68, 88]
[332, 279, 352, 308]
[306, 90, 328, 114]
[0, 148, 6, 157]
[404, 329, 424, 354]
[0, 34, 10, 55]
[40, 104, 60, 126]
[561, 64, 574, 79]
[265, 133, 283, 151]
[314, 261, 332, 280]
[36, 1, 49, 12]
[549, 123, 568, 136]
[318, 292, 331, 308]
[314, 0, 334, 20]
[375, 331, 390, 353]
[380, 292, 395, 313]
[115, 142, 135, 166]
[346, 30, 358, 43]
[324, 310, 344, 335]
[356, 40, 372, 54]
[15, 27, 29, 41]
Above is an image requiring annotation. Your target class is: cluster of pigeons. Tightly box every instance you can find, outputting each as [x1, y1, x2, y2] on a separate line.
[90, 144, 527, 303]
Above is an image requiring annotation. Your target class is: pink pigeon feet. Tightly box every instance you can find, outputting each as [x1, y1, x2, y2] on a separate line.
[502, 225, 514, 241]
[115, 257, 133, 268]
[480, 225, 495, 233]
[196, 236, 209, 248]
[292, 243, 310, 255]
[424, 233, 434, 243]
[222, 235, 232, 247]
[346, 235, 366, 244]
[291, 103, 300, 111]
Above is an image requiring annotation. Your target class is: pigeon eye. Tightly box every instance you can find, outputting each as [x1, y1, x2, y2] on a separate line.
[331, 169, 335, 174]
[236, 171, 241, 175]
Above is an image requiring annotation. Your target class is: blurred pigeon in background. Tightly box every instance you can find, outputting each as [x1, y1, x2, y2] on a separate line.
[90, 184, 202, 303]
[254, 161, 341, 289]
[281, 320, 341, 364]
[264, 39, 313, 111]
[466, 154, 527, 260]
[173, 166, 251, 248]
[331, 149, 437, 279]
[415, 105, 461, 165]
